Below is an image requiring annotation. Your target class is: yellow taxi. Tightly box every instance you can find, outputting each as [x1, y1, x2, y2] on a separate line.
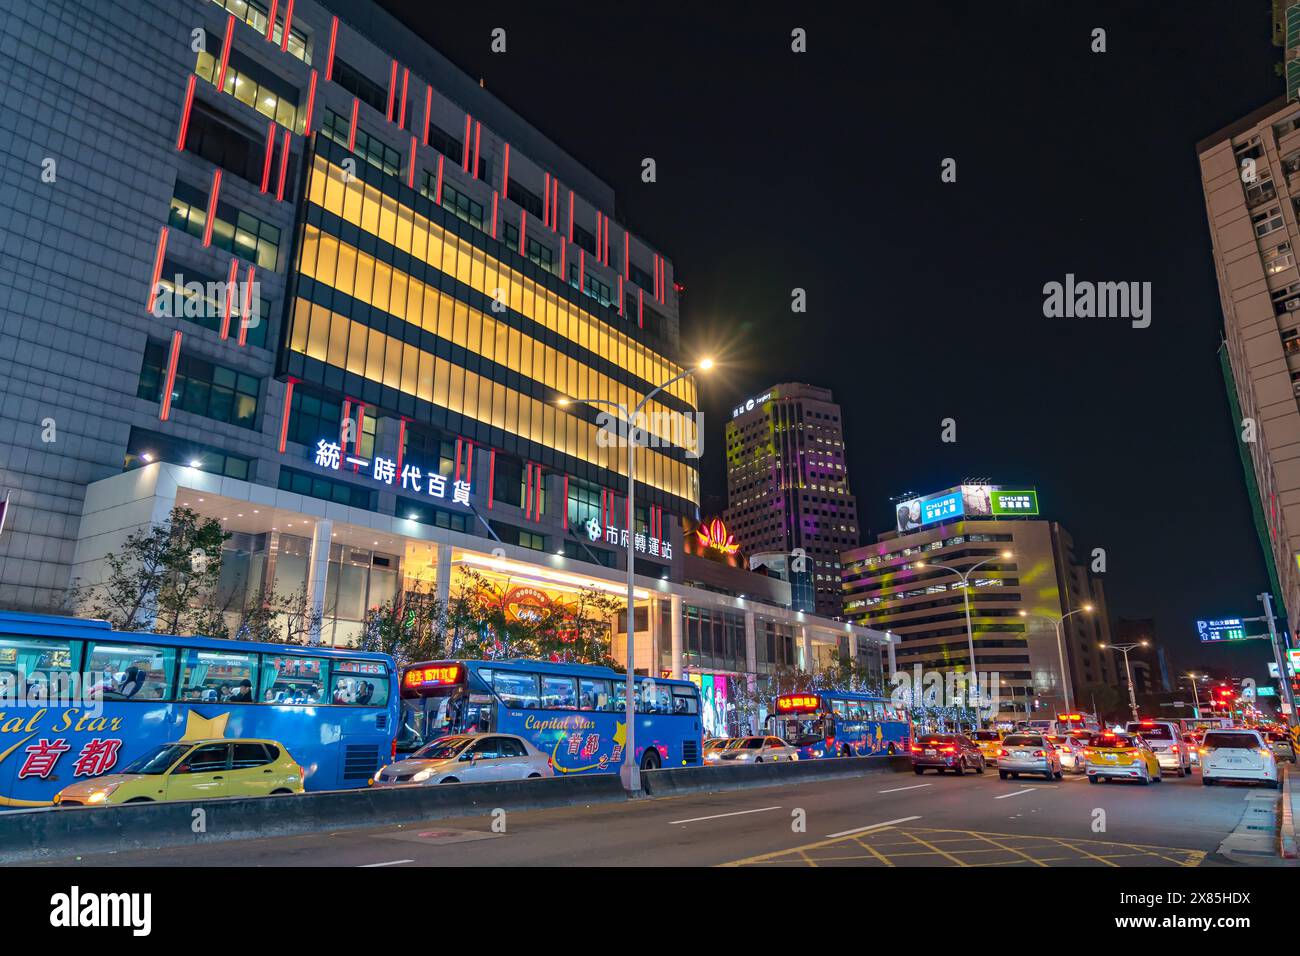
[1083, 731, 1162, 785]
[53, 739, 305, 806]
[969, 730, 1004, 765]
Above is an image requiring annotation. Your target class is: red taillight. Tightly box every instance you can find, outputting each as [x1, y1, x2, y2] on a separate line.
[391, 737, 397, 759]
[998, 748, 1009, 757]
[1082, 749, 1093, 757]
[910, 745, 922, 753]
[1032, 750, 1045, 757]
[940, 746, 956, 754]
[1170, 745, 1179, 754]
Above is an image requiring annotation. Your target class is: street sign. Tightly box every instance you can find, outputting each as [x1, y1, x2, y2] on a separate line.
[1258, 686, 1278, 697]
[1196, 618, 1267, 642]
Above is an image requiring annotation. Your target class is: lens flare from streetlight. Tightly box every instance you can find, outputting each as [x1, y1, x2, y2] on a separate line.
[698, 357, 715, 371]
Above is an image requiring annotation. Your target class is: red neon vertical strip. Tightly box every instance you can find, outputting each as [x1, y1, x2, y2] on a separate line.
[422, 87, 432, 145]
[353, 403, 364, 454]
[280, 0, 295, 51]
[487, 449, 496, 509]
[260, 121, 276, 192]
[435, 154, 444, 205]
[462, 115, 472, 171]
[490, 192, 498, 239]
[239, 265, 255, 346]
[501, 143, 510, 196]
[536, 467, 543, 519]
[396, 419, 407, 474]
[660, 258, 666, 302]
[386, 60, 397, 121]
[525, 463, 533, 520]
[325, 17, 338, 81]
[596, 213, 603, 265]
[278, 379, 296, 453]
[617, 275, 624, 316]
[159, 330, 183, 421]
[624, 232, 630, 279]
[146, 227, 168, 313]
[519, 210, 527, 256]
[407, 136, 417, 189]
[543, 172, 550, 225]
[176, 75, 196, 150]
[399, 68, 409, 128]
[562, 475, 569, 529]
[466, 442, 474, 484]
[567, 190, 574, 241]
[216, 14, 235, 92]
[220, 257, 239, 339]
[275, 130, 290, 202]
[652, 253, 659, 298]
[265, 0, 278, 40]
[605, 219, 610, 265]
[454, 438, 462, 482]
[303, 69, 318, 132]
[552, 179, 559, 231]
[473, 121, 481, 179]
[638, 288, 644, 328]
[348, 98, 358, 150]
[201, 169, 222, 247]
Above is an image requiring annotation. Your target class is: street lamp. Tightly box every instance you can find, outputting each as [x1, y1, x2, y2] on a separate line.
[1186, 672, 1203, 718]
[1019, 605, 1092, 714]
[557, 357, 714, 793]
[1099, 640, 1148, 723]
[915, 550, 1013, 714]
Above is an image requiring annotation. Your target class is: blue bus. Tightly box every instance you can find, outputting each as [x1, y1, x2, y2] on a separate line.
[398, 659, 703, 772]
[767, 690, 911, 759]
[0, 611, 398, 807]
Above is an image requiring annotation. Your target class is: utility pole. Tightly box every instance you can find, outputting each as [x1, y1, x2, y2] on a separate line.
[1258, 592, 1298, 732]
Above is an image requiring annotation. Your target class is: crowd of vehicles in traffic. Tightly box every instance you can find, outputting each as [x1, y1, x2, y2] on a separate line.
[5, 611, 1295, 808]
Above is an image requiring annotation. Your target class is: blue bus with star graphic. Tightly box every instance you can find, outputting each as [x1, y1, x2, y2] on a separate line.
[0, 611, 398, 808]
[398, 659, 703, 773]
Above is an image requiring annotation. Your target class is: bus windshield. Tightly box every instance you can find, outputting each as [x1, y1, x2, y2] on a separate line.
[776, 716, 828, 746]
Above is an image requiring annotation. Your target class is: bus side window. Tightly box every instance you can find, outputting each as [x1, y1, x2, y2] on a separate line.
[493, 671, 540, 709]
[180, 648, 257, 703]
[0, 635, 80, 700]
[672, 689, 699, 715]
[87, 641, 177, 701]
[541, 675, 578, 709]
[579, 678, 609, 711]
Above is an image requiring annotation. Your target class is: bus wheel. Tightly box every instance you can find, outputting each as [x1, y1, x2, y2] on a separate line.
[887, 744, 896, 756]
[841, 745, 852, 758]
[640, 749, 661, 772]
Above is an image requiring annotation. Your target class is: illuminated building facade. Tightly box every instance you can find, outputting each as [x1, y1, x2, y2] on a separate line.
[724, 384, 860, 618]
[840, 496, 1114, 722]
[0, 0, 887, 712]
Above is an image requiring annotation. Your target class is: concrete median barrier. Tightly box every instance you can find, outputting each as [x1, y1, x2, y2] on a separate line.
[641, 754, 911, 796]
[0, 773, 626, 863]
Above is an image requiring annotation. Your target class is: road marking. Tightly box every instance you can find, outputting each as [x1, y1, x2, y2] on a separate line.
[878, 783, 932, 794]
[669, 806, 782, 825]
[359, 859, 414, 867]
[825, 815, 921, 838]
[994, 788, 1036, 800]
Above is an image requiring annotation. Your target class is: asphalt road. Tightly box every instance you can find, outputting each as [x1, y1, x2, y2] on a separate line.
[29, 765, 1285, 867]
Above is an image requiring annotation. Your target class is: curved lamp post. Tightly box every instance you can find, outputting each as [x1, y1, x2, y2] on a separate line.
[1100, 640, 1148, 723]
[558, 358, 712, 792]
[1019, 605, 1092, 714]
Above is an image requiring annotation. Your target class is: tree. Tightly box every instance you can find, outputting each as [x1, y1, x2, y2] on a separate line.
[533, 584, 622, 668]
[356, 580, 449, 666]
[226, 586, 323, 645]
[81, 507, 228, 633]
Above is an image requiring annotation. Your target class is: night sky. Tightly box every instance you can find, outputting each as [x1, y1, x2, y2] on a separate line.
[376, 0, 1284, 681]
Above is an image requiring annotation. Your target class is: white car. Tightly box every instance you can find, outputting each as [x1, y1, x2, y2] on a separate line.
[1126, 720, 1192, 777]
[1200, 729, 1279, 789]
[704, 738, 739, 763]
[1050, 735, 1088, 774]
[371, 733, 553, 786]
[713, 736, 798, 763]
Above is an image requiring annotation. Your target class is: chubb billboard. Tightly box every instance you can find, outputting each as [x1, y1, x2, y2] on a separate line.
[895, 485, 1039, 533]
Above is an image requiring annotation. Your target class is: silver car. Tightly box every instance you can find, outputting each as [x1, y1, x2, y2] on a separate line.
[372, 733, 553, 786]
[997, 733, 1063, 781]
[1050, 735, 1088, 774]
[715, 736, 799, 763]
[704, 737, 739, 763]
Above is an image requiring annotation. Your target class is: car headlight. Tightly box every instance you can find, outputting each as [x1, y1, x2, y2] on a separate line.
[412, 769, 434, 782]
[87, 784, 120, 804]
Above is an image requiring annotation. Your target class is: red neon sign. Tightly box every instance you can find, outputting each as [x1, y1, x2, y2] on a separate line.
[776, 694, 820, 714]
[404, 664, 463, 688]
[695, 517, 739, 555]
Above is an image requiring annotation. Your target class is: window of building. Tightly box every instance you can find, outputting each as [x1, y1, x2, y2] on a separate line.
[195, 36, 301, 131]
[169, 180, 281, 271]
[153, 257, 270, 348]
[1254, 206, 1285, 238]
[208, 0, 310, 64]
[403, 426, 456, 477]
[425, 123, 464, 167]
[320, 109, 400, 178]
[124, 426, 252, 481]
[138, 340, 261, 429]
[279, 466, 374, 509]
[425, 177, 484, 231]
[507, 179, 544, 219]
[493, 455, 524, 508]
[287, 388, 375, 458]
[330, 58, 388, 115]
[567, 477, 601, 529]
[1264, 241, 1295, 276]
[185, 101, 296, 197]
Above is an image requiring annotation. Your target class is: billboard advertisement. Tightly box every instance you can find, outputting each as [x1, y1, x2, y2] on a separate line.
[896, 484, 1039, 532]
